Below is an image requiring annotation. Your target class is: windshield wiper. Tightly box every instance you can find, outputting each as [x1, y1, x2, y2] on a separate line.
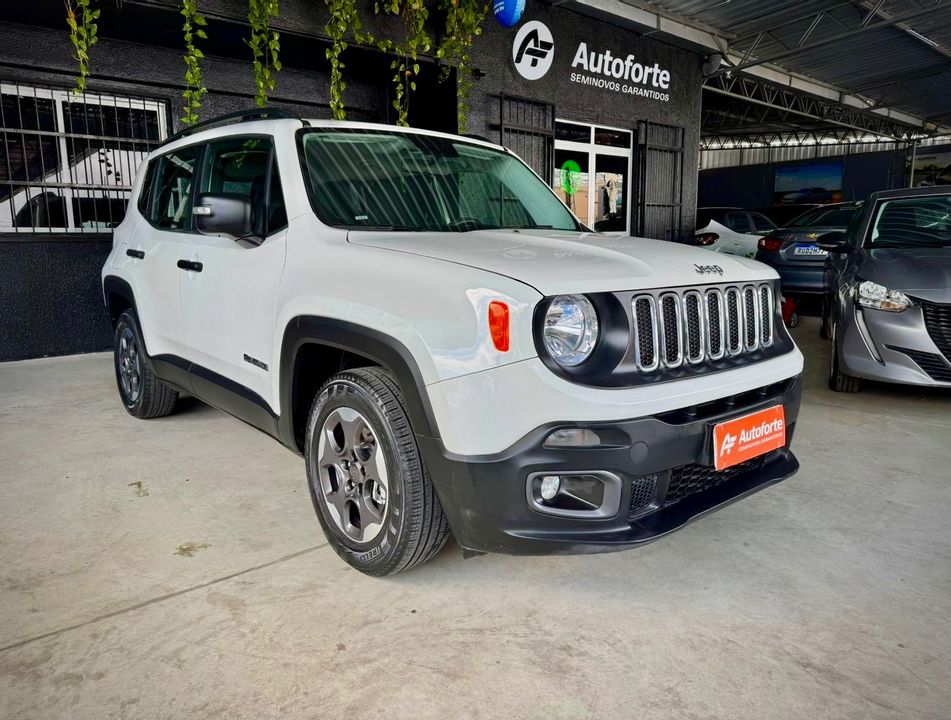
[497, 224, 555, 230]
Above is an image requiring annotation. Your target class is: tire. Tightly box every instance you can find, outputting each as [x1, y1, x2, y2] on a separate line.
[828, 321, 861, 393]
[304, 367, 450, 576]
[114, 310, 179, 418]
[819, 295, 832, 340]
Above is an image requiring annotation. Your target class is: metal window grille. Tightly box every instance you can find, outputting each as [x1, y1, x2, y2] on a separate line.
[634, 120, 684, 242]
[499, 94, 555, 181]
[0, 81, 169, 234]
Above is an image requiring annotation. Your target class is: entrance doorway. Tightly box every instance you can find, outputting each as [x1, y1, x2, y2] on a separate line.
[553, 120, 632, 234]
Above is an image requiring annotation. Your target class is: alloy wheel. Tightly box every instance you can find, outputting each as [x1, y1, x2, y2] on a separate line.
[316, 407, 390, 544]
[117, 327, 142, 404]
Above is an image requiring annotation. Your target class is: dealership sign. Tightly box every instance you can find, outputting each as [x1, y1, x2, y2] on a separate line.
[512, 21, 671, 102]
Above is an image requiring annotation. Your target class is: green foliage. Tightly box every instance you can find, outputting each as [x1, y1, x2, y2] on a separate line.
[435, 0, 487, 133]
[66, 0, 100, 94]
[181, 0, 208, 125]
[248, 0, 282, 108]
[324, 0, 364, 120]
[373, 0, 431, 126]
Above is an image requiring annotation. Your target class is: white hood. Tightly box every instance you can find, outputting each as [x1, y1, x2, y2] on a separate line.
[348, 229, 777, 295]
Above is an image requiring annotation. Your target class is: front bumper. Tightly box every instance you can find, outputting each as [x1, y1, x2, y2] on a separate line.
[840, 303, 951, 386]
[420, 375, 802, 555]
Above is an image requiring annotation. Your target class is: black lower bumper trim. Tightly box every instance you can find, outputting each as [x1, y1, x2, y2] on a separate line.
[419, 374, 802, 555]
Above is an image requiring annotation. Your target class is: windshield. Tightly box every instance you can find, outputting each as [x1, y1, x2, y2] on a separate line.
[298, 129, 581, 232]
[868, 195, 951, 248]
[787, 204, 860, 228]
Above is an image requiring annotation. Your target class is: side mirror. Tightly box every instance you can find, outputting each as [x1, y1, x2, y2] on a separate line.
[816, 230, 850, 253]
[193, 193, 253, 240]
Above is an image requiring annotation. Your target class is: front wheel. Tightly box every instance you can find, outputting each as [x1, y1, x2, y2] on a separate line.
[304, 367, 450, 576]
[828, 321, 861, 393]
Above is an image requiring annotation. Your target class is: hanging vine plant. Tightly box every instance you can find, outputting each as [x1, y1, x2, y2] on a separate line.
[180, 0, 208, 125]
[324, 0, 364, 120]
[66, 0, 100, 94]
[436, 0, 487, 133]
[248, 0, 282, 107]
[373, 0, 431, 126]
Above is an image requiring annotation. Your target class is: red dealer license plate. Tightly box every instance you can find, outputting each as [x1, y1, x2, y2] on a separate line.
[713, 405, 786, 471]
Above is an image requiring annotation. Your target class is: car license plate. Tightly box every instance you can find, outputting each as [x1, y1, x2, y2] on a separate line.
[713, 405, 786, 470]
[793, 244, 828, 256]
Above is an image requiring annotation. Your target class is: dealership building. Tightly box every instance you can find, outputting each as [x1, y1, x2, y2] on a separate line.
[1, 0, 948, 360]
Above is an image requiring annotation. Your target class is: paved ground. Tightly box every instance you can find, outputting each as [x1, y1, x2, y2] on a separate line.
[1, 318, 949, 720]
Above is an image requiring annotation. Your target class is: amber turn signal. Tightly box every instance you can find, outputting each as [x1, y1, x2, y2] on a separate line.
[488, 301, 510, 352]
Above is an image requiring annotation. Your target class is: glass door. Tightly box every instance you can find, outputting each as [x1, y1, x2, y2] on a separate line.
[553, 121, 632, 234]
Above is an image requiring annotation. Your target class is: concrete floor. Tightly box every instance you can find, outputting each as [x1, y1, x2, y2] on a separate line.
[1, 317, 949, 719]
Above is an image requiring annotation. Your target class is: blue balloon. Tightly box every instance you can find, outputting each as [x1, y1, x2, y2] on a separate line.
[494, 0, 525, 28]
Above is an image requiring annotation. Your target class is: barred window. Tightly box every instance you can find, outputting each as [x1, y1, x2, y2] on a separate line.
[0, 82, 168, 234]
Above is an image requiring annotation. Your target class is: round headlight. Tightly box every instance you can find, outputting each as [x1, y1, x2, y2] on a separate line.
[543, 295, 599, 366]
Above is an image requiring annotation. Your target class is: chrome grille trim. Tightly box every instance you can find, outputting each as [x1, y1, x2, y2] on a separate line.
[631, 283, 775, 372]
[631, 295, 660, 372]
[743, 285, 760, 352]
[704, 289, 726, 361]
[681, 291, 705, 364]
[725, 287, 743, 356]
[760, 285, 774, 347]
[659, 293, 684, 369]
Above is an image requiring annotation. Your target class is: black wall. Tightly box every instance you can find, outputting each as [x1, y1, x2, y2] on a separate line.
[698, 149, 906, 213]
[467, 4, 704, 238]
[0, 0, 705, 361]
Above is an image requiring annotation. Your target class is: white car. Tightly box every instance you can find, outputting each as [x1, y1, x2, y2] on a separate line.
[695, 207, 778, 257]
[102, 111, 804, 576]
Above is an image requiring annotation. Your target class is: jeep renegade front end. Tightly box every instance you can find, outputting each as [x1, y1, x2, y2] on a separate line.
[102, 110, 803, 575]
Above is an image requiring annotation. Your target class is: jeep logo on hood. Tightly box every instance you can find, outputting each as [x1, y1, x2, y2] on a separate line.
[694, 264, 724, 276]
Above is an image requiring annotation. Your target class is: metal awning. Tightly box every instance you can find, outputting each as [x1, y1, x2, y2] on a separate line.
[566, 0, 951, 146]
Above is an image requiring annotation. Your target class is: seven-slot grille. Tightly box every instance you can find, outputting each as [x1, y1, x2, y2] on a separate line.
[632, 284, 774, 372]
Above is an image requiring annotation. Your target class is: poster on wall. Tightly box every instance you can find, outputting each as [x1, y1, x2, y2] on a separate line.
[907, 149, 951, 187]
[772, 162, 843, 205]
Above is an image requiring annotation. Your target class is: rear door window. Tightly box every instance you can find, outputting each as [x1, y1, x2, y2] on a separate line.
[726, 212, 752, 233]
[749, 212, 777, 232]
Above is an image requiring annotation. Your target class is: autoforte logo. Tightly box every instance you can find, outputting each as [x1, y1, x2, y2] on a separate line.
[713, 405, 786, 470]
[512, 21, 555, 80]
[570, 43, 671, 101]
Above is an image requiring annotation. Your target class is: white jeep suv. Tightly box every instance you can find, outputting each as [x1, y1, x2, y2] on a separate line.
[102, 110, 804, 576]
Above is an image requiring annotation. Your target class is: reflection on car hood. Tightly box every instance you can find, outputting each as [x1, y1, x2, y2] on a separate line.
[348, 229, 776, 295]
[858, 246, 951, 302]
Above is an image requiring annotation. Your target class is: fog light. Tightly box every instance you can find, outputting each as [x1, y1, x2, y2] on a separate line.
[543, 428, 601, 448]
[539, 475, 561, 501]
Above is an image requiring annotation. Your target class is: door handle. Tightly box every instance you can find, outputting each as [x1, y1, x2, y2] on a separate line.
[177, 259, 203, 272]
[126, 248, 145, 259]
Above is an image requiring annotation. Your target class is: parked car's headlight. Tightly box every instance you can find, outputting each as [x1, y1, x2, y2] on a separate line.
[855, 280, 911, 312]
[543, 295, 599, 366]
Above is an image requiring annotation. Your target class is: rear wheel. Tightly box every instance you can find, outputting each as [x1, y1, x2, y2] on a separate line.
[114, 310, 179, 418]
[305, 367, 450, 576]
[828, 321, 861, 393]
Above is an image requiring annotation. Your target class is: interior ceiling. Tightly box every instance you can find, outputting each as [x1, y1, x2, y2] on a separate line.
[638, 0, 951, 142]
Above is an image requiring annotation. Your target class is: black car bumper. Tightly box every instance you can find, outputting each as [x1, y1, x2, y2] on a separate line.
[755, 255, 826, 295]
[420, 375, 803, 555]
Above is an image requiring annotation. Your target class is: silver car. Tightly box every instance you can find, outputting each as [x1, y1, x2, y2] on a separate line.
[819, 186, 951, 392]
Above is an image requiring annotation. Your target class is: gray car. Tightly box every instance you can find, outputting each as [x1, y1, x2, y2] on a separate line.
[820, 186, 951, 392]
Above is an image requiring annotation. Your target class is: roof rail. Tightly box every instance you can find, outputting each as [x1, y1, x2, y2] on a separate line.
[159, 108, 301, 147]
